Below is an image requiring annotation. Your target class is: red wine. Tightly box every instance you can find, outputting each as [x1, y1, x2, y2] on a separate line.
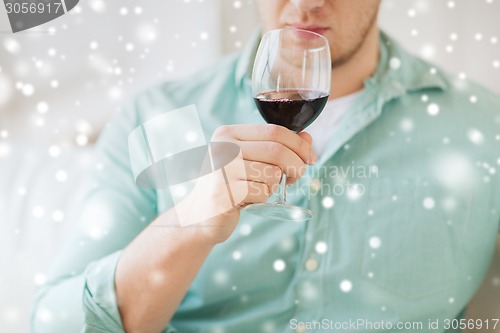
[254, 90, 329, 132]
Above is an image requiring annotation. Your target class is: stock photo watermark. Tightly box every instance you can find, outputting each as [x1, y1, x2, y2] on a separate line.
[1, 0, 79, 33]
[286, 163, 378, 199]
[290, 317, 500, 331]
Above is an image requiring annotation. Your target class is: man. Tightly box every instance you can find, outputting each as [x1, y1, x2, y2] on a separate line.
[32, 1, 500, 332]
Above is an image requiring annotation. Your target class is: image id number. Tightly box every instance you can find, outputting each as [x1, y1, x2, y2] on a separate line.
[5, 2, 63, 14]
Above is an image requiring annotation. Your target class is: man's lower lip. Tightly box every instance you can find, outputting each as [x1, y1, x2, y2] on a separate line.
[305, 28, 328, 35]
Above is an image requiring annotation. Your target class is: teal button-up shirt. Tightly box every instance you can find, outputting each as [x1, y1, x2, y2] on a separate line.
[32, 30, 500, 333]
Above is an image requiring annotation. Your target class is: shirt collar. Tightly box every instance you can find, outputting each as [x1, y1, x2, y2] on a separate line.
[370, 30, 449, 102]
[235, 29, 449, 99]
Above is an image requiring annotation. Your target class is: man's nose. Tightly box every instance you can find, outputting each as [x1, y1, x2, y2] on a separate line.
[290, 0, 326, 12]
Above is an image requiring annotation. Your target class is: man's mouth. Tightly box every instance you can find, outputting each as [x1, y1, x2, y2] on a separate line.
[287, 25, 329, 36]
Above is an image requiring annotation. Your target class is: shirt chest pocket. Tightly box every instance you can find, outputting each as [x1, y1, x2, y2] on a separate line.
[359, 177, 459, 300]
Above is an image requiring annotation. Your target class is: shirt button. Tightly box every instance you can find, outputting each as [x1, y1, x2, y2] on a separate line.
[305, 257, 318, 271]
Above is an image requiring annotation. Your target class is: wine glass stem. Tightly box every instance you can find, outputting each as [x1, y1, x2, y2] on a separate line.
[275, 172, 287, 205]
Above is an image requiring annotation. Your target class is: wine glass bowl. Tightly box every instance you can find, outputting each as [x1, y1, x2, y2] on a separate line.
[253, 89, 329, 133]
[244, 28, 331, 221]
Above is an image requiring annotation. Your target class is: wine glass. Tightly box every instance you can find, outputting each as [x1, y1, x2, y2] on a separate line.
[244, 28, 331, 221]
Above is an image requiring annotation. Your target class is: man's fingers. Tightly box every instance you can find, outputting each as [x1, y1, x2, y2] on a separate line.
[236, 141, 307, 179]
[244, 160, 282, 194]
[298, 131, 313, 144]
[231, 180, 270, 206]
[213, 124, 317, 164]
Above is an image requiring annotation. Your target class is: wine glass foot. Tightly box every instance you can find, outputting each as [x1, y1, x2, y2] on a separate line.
[243, 203, 314, 221]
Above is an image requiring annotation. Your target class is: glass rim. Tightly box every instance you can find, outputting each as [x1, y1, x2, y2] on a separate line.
[261, 28, 330, 50]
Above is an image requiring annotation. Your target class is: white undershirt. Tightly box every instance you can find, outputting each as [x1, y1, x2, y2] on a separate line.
[306, 90, 363, 156]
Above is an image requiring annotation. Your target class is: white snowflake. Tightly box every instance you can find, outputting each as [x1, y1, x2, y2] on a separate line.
[34, 273, 46, 285]
[89, 0, 105, 12]
[273, 259, 286, 272]
[315, 241, 327, 254]
[200, 32, 209, 40]
[52, 210, 64, 222]
[22, 84, 34, 96]
[299, 280, 318, 300]
[148, 270, 165, 285]
[239, 223, 252, 236]
[389, 57, 401, 70]
[213, 270, 229, 285]
[48, 145, 61, 157]
[347, 184, 364, 200]
[232, 251, 242, 261]
[55, 170, 68, 182]
[339, 279, 353, 292]
[0, 142, 10, 157]
[3, 38, 20, 54]
[369, 236, 381, 249]
[400, 118, 414, 132]
[427, 103, 440, 116]
[37, 308, 53, 323]
[280, 237, 295, 252]
[36, 101, 49, 114]
[422, 197, 435, 209]
[33, 206, 45, 218]
[322, 196, 334, 208]
[443, 197, 457, 211]
[467, 128, 485, 145]
[185, 131, 198, 143]
[137, 24, 157, 42]
[420, 44, 435, 59]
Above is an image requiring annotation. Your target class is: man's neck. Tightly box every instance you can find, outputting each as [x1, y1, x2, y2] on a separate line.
[329, 25, 380, 100]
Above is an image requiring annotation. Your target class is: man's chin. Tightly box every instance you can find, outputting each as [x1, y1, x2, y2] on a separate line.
[331, 54, 353, 69]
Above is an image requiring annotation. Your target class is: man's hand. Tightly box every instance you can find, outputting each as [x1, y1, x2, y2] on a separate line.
[178, 124, 317, 245]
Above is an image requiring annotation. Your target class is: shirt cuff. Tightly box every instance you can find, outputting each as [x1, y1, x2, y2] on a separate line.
[81, 251, 124, 332]
[81, 251, 178, 333]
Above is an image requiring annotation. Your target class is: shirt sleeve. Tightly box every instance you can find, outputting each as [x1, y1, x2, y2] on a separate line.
[31, 93, 178, 333]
